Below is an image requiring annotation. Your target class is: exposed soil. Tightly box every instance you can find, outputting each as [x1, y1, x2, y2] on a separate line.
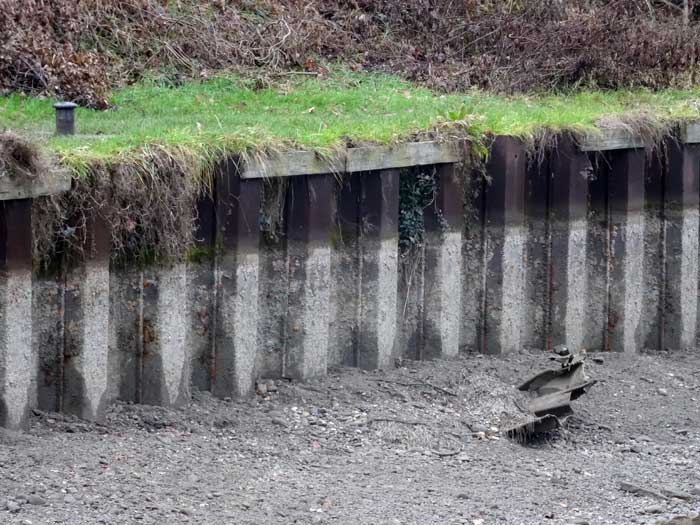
[1, 350, 700, 524]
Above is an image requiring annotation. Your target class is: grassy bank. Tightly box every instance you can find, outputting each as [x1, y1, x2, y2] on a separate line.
[1, 71, 699, 171]
[2, 69, 697, 267]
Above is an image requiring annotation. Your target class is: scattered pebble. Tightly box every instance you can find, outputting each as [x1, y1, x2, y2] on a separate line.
[271, 417, 289, 428]
[26, 495, 45, 506]
[2, 352, 699, 524]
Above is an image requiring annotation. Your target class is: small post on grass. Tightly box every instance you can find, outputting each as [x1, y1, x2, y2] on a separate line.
[54, 102, 78, 136]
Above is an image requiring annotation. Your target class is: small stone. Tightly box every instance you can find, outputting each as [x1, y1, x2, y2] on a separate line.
[691, 485, 700, 496]
[256, 382, 268, 396]
[571, 520, 590, 525]
[26, 495, 46, 506]
[63, 494, 76, 504]
[267, 380, 278, 393]
[657, 388, 669, 396]
[20, 520, 32, 525]
[642, 505, 663, 514]
[592, 356, 604, 364]
[271, 417, 289, 428]
[5, 500, 20, 513]
[456, 493, 469, 500]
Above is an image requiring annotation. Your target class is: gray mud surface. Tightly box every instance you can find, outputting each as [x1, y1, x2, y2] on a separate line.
[2, 351, 700, 525]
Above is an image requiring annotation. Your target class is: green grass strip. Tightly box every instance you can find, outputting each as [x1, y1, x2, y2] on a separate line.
[1, 70, 699, 171]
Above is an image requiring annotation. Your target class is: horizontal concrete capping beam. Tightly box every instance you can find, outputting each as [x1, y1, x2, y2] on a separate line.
[580, 123, 700, 151]
[0, 170, 71, 201]
[241, 141, 465, 179]
[579, 128, 647, 152]
[682, 123, 700, 144]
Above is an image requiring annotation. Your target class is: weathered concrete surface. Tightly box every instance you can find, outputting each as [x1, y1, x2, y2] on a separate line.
[397, 245, 425, 362]
[189, 194, 216, 392]
[215, 252, 259, 397]
[664, 142, 700, 350]
[460, 168, 485, 353]
[329, 174, 361, 368]
[640, 152, 665, 350]
[584, 154, 610, 351]
[0, 268, 33, 429]
[607, 149, 646, 353]
[285, 175, 333, 380]
[0, 169, 71, 201]
[549, 138, 591, 351]
[6, 137, 700, 429]
[358, 169, 399, 370]
[0, 200, 34, 429]
[108, 267, 142, 403]
[423, 164, 463, 359]
[141, 264, 190, 407]
[213, 167, 262, 398]
[62, 213, 111, 421]
[522, 156, 551, 351]
[257, 235, 288, 378]
[483, 137, 527, 354]
[33, 275, 63, 412]
[242, 141, 463, 178]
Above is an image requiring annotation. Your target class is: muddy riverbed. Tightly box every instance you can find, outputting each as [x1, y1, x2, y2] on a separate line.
[1, 350, 699, 524]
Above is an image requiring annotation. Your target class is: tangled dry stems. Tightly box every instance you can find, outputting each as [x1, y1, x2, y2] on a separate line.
[1, 1, 699, 107]
[32, 145, 209, 270]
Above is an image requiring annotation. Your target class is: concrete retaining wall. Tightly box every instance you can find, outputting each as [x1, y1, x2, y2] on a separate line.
[2, 132, 700, 428]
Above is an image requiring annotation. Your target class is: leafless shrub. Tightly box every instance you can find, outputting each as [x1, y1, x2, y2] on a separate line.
[0, 0, 698, 107]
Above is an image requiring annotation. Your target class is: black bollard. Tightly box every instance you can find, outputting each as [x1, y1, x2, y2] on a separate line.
[54, 102, 78, 136]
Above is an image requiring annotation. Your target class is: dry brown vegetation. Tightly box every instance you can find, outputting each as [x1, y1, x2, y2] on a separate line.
[0, 0, 698, 108]
[0, 132, 47, 180]
[31, 146, 206, 269]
